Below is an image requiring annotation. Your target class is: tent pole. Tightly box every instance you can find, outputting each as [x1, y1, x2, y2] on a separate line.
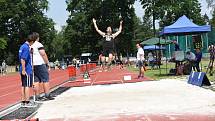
[168, 36, 171, 58]
[159, 37, 161, 75]
[165, 37, 167, 74]
[185, 35, 188, 51]
[206, 33, 209, 50]
[201, 34, 203, 49]
[176, 36, 179, 43]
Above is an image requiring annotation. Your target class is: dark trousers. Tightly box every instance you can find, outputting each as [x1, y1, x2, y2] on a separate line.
[194, 61, 201, 72]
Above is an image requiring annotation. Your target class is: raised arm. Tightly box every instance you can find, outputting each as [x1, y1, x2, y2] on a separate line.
[93, 18, 105, 36]
[112, 20, 123, 38]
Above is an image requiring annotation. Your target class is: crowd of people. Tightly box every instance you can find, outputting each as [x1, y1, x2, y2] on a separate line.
[172, 40, 203, 75]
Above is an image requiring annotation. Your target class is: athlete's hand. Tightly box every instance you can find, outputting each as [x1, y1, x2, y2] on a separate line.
[120, 20, 123, 24]
[93, 18, 96, 23]
[46, 63, 51, 71]
[21, 70, 26, 75]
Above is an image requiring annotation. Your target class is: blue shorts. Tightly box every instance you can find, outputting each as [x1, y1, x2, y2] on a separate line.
[34, 64, 49, 83]
[21, 74, 33, 87]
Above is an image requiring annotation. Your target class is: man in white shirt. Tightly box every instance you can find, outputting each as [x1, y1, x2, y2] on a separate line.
[136, 43, 145, 78]
[186, 51, 196, 61]
[31, 32, 54, 101]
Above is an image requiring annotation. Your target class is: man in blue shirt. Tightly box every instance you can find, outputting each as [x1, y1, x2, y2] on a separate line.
[19, 34, 36, 107]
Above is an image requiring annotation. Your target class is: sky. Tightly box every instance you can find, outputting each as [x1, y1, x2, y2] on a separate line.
[45, 0, 211, 31]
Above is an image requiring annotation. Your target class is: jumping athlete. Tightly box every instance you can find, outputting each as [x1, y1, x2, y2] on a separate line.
[93, 18, 123, 70]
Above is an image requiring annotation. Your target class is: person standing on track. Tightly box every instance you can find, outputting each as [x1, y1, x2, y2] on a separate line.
[19, 34, 36, 107]
[93, 18, 123, 71]
[136, 43, 145, 78]
[31, 32, 54, 101]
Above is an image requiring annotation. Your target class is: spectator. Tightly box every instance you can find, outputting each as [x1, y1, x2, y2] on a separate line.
[186, 51, 196, 71]
[147, 51, 154, 69]
[18, 34, 36, 107]
[31, 32, 54, 101]
[136, 43, 145, 78]
[1, 60, 6, 75]
[194, 49, 202, 72]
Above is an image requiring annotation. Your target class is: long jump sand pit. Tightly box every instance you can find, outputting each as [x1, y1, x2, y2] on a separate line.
[34, 79, 215, 120]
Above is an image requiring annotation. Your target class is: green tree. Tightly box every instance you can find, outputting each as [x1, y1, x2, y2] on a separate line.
[65, 0, 136, 56]
[133, 15, 153, 42]
[140, 0, 205, 33]
[51, 27, 67, 60]
[203, 13, 210, 24]
[210, 8, 215, 26]
[139, 0, 168, 36]
[0, 0, 56, 64]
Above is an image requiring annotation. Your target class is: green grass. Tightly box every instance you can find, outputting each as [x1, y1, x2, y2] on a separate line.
[127, 59, 214, 81]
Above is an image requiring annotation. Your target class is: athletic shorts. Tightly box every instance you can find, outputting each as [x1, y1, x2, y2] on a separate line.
[137, 60, 145, 68]
[102, 49, 114, 57]
[34, 64, 49, 83]
[102, 41, 114, 57]
[21, 74, 33, 87]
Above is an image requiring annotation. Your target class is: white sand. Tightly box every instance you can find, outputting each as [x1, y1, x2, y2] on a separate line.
[34, 79, 215, 120]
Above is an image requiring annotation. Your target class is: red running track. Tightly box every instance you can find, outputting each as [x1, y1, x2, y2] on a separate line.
[2, 67, 215, 121]
[64, 67, 152, 87]
[0, 69, 69, 111]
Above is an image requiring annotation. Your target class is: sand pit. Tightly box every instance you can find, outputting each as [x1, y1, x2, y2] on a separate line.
[34, 79, 215, 120]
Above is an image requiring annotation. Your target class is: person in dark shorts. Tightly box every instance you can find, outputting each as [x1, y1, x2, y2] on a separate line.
[19, 34, 36, 107]
[31, 32, 54, 101]
[93, 18, 123, 70]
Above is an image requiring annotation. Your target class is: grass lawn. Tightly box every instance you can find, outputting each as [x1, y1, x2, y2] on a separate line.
[127, 59, 214, 82]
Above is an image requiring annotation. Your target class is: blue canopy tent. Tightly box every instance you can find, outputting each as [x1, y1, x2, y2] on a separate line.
[160, 15, 211, 35]
[144, 45, 166, 50]
[160, 15, 211, 75]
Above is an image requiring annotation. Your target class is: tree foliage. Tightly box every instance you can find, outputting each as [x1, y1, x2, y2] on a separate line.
[133, 15, 153, 42]
[139, 0, 168, 36]
[0, 0, 56, 64]
[65, 0, 136, 57]
[162, 0, 204, 27]
[140, 0, 205, 33]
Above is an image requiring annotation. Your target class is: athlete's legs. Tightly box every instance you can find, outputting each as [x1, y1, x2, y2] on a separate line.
[107, 53, 113, 70]
[101, 56, 106, 70]
[33, 82, 40, 96]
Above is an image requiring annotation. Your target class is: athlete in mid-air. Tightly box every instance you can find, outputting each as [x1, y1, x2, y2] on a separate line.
[93, 18, 123, 71]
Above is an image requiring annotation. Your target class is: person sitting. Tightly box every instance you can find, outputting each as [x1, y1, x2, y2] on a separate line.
[147, 51, 155, 69]
[185, 51, 196, 72]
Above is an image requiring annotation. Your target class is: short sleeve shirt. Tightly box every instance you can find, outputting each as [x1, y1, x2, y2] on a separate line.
[19, 42, 32, 75]
[137, 47, 145, 61]
[31, 41, 45, 65]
